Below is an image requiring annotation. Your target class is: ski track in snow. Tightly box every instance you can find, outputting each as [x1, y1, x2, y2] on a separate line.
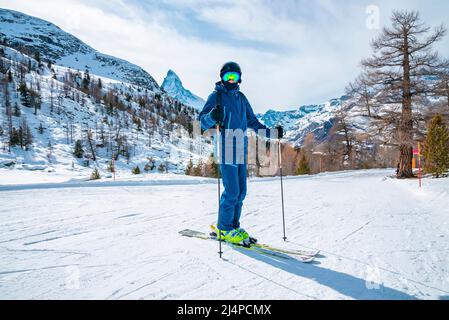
[0, 169, 448, 299]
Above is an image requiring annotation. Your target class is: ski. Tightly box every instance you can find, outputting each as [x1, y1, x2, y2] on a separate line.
[252, 242, 319, 258]
[209, 225, 320, 257]
[179, 229, 315, 263]
[179, 229, 287, 260]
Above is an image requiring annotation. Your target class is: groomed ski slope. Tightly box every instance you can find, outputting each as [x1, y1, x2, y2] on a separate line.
[0, 169, 448, 300]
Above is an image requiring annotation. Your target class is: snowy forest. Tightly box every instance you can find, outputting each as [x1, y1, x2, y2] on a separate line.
[0, 31, 212, 180]
[1, 10, 448, 181]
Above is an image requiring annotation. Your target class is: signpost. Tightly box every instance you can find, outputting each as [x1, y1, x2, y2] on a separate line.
[413, 143, 422, 188]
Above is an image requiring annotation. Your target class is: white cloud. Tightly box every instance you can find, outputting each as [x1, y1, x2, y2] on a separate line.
[197, 1, 306, 47]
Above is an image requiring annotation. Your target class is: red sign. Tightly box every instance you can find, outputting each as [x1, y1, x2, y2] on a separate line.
[413, 148, 419, 155]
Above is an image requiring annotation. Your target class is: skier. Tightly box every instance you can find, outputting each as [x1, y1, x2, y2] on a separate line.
[199, 62, 284, 244]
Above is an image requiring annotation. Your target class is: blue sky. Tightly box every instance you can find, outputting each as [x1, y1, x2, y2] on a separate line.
[1, 0, 449, 112]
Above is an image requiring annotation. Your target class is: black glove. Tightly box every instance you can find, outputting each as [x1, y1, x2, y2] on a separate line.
[210, 105, 224, 124]
[275, 125, 284, 139]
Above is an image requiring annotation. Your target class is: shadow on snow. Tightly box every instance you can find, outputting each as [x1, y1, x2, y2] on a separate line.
[230, 247, 416, 300]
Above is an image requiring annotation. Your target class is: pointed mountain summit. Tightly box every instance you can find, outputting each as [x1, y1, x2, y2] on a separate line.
[162, 70, 205, 110]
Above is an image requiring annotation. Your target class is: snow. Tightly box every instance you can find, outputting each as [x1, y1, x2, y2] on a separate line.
[161, 70, 205, 110]
[0, 8, 159, 90]
[0, 44, 212, 182]
[1, 169, 448, 300]
[0, 168, 213, 188]
[257, 97, 346, 146]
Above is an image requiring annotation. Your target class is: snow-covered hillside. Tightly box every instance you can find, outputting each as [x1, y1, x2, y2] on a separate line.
[0, 44, 211, 177]
[1, 169, 448, 299]
[0, 9, 213, 180]
[161, 70, 205, 110]
[0, 8, 159, 90]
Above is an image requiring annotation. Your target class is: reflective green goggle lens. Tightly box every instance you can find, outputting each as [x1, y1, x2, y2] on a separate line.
[222, 72, 240, 82]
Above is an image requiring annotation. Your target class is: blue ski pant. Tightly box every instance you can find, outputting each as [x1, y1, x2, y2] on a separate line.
[218, 164, 247, 231]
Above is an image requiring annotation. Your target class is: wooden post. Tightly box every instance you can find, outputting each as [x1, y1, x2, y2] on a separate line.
[418, 142, 422, 188]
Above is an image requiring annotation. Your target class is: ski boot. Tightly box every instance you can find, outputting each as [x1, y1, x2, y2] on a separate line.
[210, 225, 249, 246]
[236, 227, 258, 244]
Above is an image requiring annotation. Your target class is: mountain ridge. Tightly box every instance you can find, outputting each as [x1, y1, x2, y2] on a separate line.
[0, 8, 159, 91]
[257, 96, 349, 146]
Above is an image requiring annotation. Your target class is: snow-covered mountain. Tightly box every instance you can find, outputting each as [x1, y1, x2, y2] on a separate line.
[0, 8, 159, 90]
[258, 97, 348, 146]
[0, 9, 212, 180]
[161, 70, 205, 110]
[0, 8, 359, 152]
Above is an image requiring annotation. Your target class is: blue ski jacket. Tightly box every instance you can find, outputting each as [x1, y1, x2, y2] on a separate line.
[199, 81, 270, 164]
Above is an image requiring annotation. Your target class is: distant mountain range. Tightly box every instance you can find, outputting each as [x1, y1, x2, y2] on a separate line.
[257, 97, 349, 146]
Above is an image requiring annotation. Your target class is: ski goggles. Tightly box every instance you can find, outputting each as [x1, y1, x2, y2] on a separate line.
[222, 71, 241, 82]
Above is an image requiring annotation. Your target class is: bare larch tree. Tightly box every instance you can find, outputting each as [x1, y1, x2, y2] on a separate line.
[360, 10, 448, 178]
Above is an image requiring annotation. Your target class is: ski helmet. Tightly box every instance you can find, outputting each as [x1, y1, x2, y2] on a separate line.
[220, 62, 242, 83]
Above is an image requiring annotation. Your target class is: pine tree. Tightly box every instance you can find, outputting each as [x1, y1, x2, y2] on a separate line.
[19, 82, 31, 107]
[30, 88, 41, 115]
[205, 154, 218, 178]
[90, 168, 101, 180]
[132, 165, 141, 174]
[47, 141, 53, 162]
[158, 163, 166, 173]
[81, 69, 90, 92]
[10, 127, 20, 146]
[210, 158, 218, 178]
[423, 115, 449, 178]
[296, 154, 311, 175]
[193, 159, 204, 176]
[185, 158, 194, 175]
[8, 70, 13, 82]
[133, 116, 142, 131]
[13, 103, 20, 117]
[4, 88, 13, 151]
[34, 51, 41, 64]
[73, 140, 84, 158]
[20, 119, 33, 149]
[0, 57, 4, 74]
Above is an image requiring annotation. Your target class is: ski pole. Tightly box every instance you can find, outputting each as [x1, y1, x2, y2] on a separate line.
[216, 124, 223, 258]
[278, 139, 287, 241]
